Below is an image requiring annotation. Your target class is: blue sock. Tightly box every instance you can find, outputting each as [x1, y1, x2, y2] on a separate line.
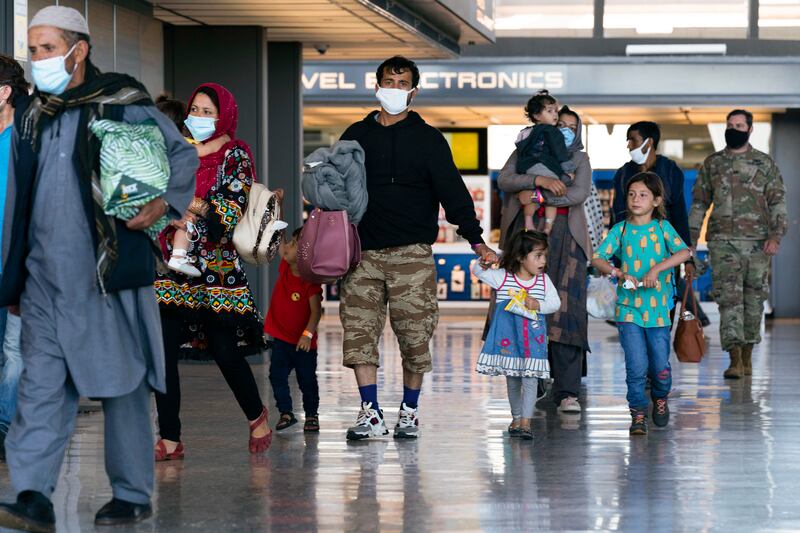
[358, 384, 379, 411]
[402, 386, 421, 409]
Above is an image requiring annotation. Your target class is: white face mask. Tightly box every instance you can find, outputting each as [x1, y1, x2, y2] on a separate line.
[376, 87, 413, 115]
[31, 44, 77, 95]
[630, 138, 651, 165]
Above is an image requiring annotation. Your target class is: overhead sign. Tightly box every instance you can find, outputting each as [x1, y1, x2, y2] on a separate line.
[304, 60, 800, 107]
[303, 62, 567, 102]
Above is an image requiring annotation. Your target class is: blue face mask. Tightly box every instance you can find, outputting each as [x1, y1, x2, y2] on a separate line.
[560, 126, 576, 147]
[31, 45, 77, 95]
[185, 115, 217, 142]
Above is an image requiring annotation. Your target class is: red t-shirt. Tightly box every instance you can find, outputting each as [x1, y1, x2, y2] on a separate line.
[264, 260, 323, 348]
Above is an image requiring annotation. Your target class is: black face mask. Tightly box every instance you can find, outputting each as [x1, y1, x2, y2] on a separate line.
[725, 128, 750, 149]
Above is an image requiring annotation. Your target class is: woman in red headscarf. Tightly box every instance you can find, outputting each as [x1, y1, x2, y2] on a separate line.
[153, 83, 272, 460]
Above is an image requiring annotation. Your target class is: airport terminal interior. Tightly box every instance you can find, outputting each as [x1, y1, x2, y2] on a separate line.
[1, 0, 800, 531]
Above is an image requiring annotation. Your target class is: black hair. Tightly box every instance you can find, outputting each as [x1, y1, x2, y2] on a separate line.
[625, 171, 667, 220]
[376, 56, 420, 88]
[727, 109, 753, 128]
[0, 54, 30, 107]
[559, 104, 579, 123]
[627, 121, 661, 150]
[501, 229, 549, 274]
[156, 95, 186, 132]
[524, 90, 557, 123]
[291, 227, 303, 240]
[194, 86, 220, 114]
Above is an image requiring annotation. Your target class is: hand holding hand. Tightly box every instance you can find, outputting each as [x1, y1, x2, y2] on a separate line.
[475, 244, 499, 268]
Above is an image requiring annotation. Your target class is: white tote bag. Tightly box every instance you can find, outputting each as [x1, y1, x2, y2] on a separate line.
[233, 183, 286, 265]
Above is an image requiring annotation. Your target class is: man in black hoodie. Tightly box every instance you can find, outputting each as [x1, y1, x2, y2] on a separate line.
[339, 56, 496, 441]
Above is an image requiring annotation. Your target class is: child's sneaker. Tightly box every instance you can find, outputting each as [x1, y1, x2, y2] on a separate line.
[346, 402, 388, 441]
[629, 409, 648, 436]
[394, 402, 419, 439]
[651, 397, 670, 428]
[167, 253, 201, 277]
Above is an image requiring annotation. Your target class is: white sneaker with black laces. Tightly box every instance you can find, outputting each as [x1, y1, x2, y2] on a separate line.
[394, 402, 419, 439]
[346, 402, 389, 441]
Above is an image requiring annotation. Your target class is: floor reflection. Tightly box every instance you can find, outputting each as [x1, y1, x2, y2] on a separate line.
[2, 313, 800, 531]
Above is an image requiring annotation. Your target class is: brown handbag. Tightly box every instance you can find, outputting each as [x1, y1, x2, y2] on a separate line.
[673, 275, 707, 363]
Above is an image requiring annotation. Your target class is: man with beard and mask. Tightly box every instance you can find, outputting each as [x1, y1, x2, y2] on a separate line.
[0, 6, 197, 532]
[612, 121, 709, 327]
[689, 109, 786, 380]
[338, 55, 497, 441]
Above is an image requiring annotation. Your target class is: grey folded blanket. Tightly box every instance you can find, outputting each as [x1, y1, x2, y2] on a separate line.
[302, 140, 368, 224]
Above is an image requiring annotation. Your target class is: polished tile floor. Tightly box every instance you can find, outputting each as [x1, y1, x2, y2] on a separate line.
[3, 309, 800, 532]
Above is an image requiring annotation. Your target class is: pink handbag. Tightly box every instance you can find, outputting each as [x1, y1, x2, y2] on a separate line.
[297, 208, 361, 284]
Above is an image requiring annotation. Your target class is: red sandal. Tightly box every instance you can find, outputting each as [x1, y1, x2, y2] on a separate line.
[155, 439, 184, 462]
[249, 407, 272, 453]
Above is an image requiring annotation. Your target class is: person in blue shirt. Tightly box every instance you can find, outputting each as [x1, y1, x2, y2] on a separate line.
[612, 121, 709, 327]
[0, 54, 28, 462]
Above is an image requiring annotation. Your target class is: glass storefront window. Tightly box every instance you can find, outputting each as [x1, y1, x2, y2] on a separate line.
[495, 0, 594, 38]
[604, 1, 748, 38]
[759, 0, 800, 40]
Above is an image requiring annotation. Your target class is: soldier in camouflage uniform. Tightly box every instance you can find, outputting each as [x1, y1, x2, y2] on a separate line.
[689, 109, 787, 379]
[337, 56, 497, 440]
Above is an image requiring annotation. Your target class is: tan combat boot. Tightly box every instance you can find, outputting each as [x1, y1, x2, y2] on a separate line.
[741, 344, 754, 376]
[723, 346, 744, 379]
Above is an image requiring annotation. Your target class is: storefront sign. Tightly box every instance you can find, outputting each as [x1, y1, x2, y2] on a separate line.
[303, 63, 567, 101]
[304, 60, 800, 107]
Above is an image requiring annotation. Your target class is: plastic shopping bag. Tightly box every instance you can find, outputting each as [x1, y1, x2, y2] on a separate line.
[504, 288, 540, 323]
[586, 276, 617, 320]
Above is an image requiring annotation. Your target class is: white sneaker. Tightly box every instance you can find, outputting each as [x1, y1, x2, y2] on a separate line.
[394, 402, 419, 439]
[346, 402, 389, 441]
[557, 396, 582, 414]
[167, 255, 201, 277]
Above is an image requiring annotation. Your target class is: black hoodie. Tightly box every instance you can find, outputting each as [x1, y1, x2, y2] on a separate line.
[340, 111, 484, 251]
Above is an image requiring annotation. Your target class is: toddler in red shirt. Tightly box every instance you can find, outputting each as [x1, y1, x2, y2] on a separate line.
[264, 228, 323, 432]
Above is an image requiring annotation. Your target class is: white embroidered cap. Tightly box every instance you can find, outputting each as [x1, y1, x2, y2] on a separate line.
[29, 6, 90, 36]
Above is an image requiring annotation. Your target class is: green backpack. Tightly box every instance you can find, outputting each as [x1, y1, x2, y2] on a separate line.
[89, 118, 171, 239]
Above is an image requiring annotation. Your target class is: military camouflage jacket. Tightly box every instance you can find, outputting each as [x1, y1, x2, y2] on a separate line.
[689, 146, 787, 244]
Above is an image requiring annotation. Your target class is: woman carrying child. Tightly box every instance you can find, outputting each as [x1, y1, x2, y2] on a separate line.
[592, 172, 691, 436]
[474, 230, 561, 440]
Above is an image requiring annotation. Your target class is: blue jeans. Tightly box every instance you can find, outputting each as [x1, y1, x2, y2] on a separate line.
[0, 313, 22, 433]
[268, 338, 319, 416]
[618, 323, 671, 410]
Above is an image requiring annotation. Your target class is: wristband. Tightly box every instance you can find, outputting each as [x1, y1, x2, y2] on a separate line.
[302, 330, 314, 339]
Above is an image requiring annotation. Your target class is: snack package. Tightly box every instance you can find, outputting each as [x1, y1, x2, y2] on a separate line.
[504, 288, 539, 323]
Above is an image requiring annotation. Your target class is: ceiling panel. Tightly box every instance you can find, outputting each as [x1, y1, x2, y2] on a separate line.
[152, 0, 459, 60]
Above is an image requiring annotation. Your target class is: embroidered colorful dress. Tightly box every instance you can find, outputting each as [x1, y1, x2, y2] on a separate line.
[473, 264, 561, 378]
[155, 83, 264, 358]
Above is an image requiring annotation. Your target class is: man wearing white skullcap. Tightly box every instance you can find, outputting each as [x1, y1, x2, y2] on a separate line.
[0, 5, 198, 532]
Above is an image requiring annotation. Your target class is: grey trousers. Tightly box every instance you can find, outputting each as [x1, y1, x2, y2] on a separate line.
[506, 376, 538, 420]
[6, 346, 154, 505]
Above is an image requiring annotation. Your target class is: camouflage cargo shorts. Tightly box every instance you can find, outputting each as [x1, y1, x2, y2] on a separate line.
[340, 243, 438, 374]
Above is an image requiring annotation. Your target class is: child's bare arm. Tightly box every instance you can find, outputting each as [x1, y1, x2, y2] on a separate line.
[195, 134, 231, 157]
[297, 293, 323, 352]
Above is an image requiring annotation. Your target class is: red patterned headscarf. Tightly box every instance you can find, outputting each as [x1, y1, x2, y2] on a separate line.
[187, 82, 258, 198]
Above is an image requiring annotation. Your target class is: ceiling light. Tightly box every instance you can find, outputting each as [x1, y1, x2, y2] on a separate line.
[626, 44, 727, 56]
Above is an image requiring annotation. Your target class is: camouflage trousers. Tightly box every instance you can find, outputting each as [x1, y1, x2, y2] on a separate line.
[340, 243, 438, 374]
[708, 240, 770, 352]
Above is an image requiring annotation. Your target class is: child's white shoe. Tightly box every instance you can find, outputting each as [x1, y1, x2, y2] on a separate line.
[168, 253, 201, 277]
[273, 220, 289, 231]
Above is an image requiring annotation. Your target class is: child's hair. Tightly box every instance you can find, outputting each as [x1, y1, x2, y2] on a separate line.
[524, 90, 557, 123]
[156, 95, 186, 132]
[501, 229, 549, 274]
[625, 171, 667, 220]
[291, 227, 303, 240]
